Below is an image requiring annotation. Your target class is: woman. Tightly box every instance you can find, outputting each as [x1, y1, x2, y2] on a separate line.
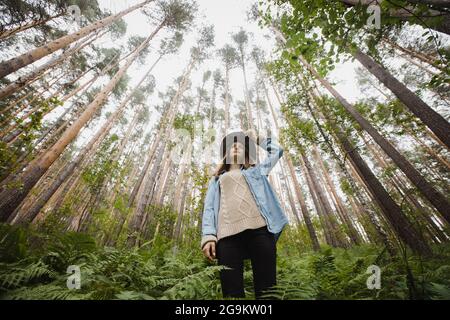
[200, 129, 289, 299]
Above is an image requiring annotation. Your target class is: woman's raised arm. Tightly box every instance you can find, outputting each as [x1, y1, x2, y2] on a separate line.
[245, 129, 284, 175]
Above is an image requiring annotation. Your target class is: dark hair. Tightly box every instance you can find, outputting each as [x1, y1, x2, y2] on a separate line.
[213, 156, 255, 178]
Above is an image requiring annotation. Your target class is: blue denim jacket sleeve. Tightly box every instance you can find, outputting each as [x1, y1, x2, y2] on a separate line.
[201, 178, 217, 236]
[258, 137, 284, 176]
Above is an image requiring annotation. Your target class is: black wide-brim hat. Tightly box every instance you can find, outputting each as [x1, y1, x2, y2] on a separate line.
[220, 131, 257, 164]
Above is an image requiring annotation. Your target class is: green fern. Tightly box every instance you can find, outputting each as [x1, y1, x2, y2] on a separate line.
[4, 283, 91, 300]
[115, 290, 155, 300]
[1, 223, 449, 300]
[162, 265, 225, 299]
[427, 282, 450, 300]
[0, 260, 56, 289]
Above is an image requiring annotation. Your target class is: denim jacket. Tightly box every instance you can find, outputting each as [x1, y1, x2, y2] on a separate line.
[201, 137, 289, 246]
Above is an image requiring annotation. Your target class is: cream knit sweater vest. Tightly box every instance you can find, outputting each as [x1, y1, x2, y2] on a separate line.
[216, 169, 267, 240]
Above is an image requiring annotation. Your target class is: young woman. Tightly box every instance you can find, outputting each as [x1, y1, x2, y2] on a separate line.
[200, 129, 289, 299]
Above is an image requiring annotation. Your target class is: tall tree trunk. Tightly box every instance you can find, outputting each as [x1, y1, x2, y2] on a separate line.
[128, 57, 194, 208]
[307, 77, 423, 254]
[0, 0, 152, 79]
[105, 151, 146, 246]
[352, 49, 450, 149]
[271, 23, 450, 149]
[280, 161, 302, 225]
[127, 131, 160, 206]
[0, 29, 106, 100]
[285, 156, 320, 250]
[127, 56, 196, 246]
[224, 66, 231, 131]
[382, 37, 444, 71]
[208, 77, 217, 127]
[313, 92, 431, 255]
[398, 51, 439, 75]
[312, 147, 361, 245]
[239, 53, 254, 130]
[154, 146, 173, 205]
[267, 76, 320, 250]
[173, 144, 191, 213]
[127, 139, 167, 246]
[1, 67, 66, 120]
[12, 61, 156, 225]
[300, 153, 336, 246]
[405, 127, 450, 171]
[300, 151, 348, 248]
[173, 155, 191, 241]
[196, 77, 207, 114]
[362, 133, 449, 242]
[0, 12, 65, 40]
[0, 22, 164, 222]
[1, 69, 87, 142]
[297, 54, 450, 224]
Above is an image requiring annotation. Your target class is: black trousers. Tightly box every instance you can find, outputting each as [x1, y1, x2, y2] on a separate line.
[216, 226, 277, 299]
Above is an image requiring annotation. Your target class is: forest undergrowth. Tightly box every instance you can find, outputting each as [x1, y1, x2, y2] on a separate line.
[1, 223, 449, 300]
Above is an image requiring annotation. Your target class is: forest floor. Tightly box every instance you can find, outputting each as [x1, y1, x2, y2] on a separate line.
[1, 223, 450, 300]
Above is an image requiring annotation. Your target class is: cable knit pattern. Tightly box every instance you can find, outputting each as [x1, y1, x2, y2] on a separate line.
[200, 169, 267, 250]
[217, 169, 266, 239]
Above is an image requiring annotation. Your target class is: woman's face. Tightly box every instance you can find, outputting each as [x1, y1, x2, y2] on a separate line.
[227, 141, 245, 164]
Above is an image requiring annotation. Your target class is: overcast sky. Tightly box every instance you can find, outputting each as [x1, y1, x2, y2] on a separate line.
[54, 0, 368, 168]
[44, 0, 364, 172]
[96, 0, 363, 122]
